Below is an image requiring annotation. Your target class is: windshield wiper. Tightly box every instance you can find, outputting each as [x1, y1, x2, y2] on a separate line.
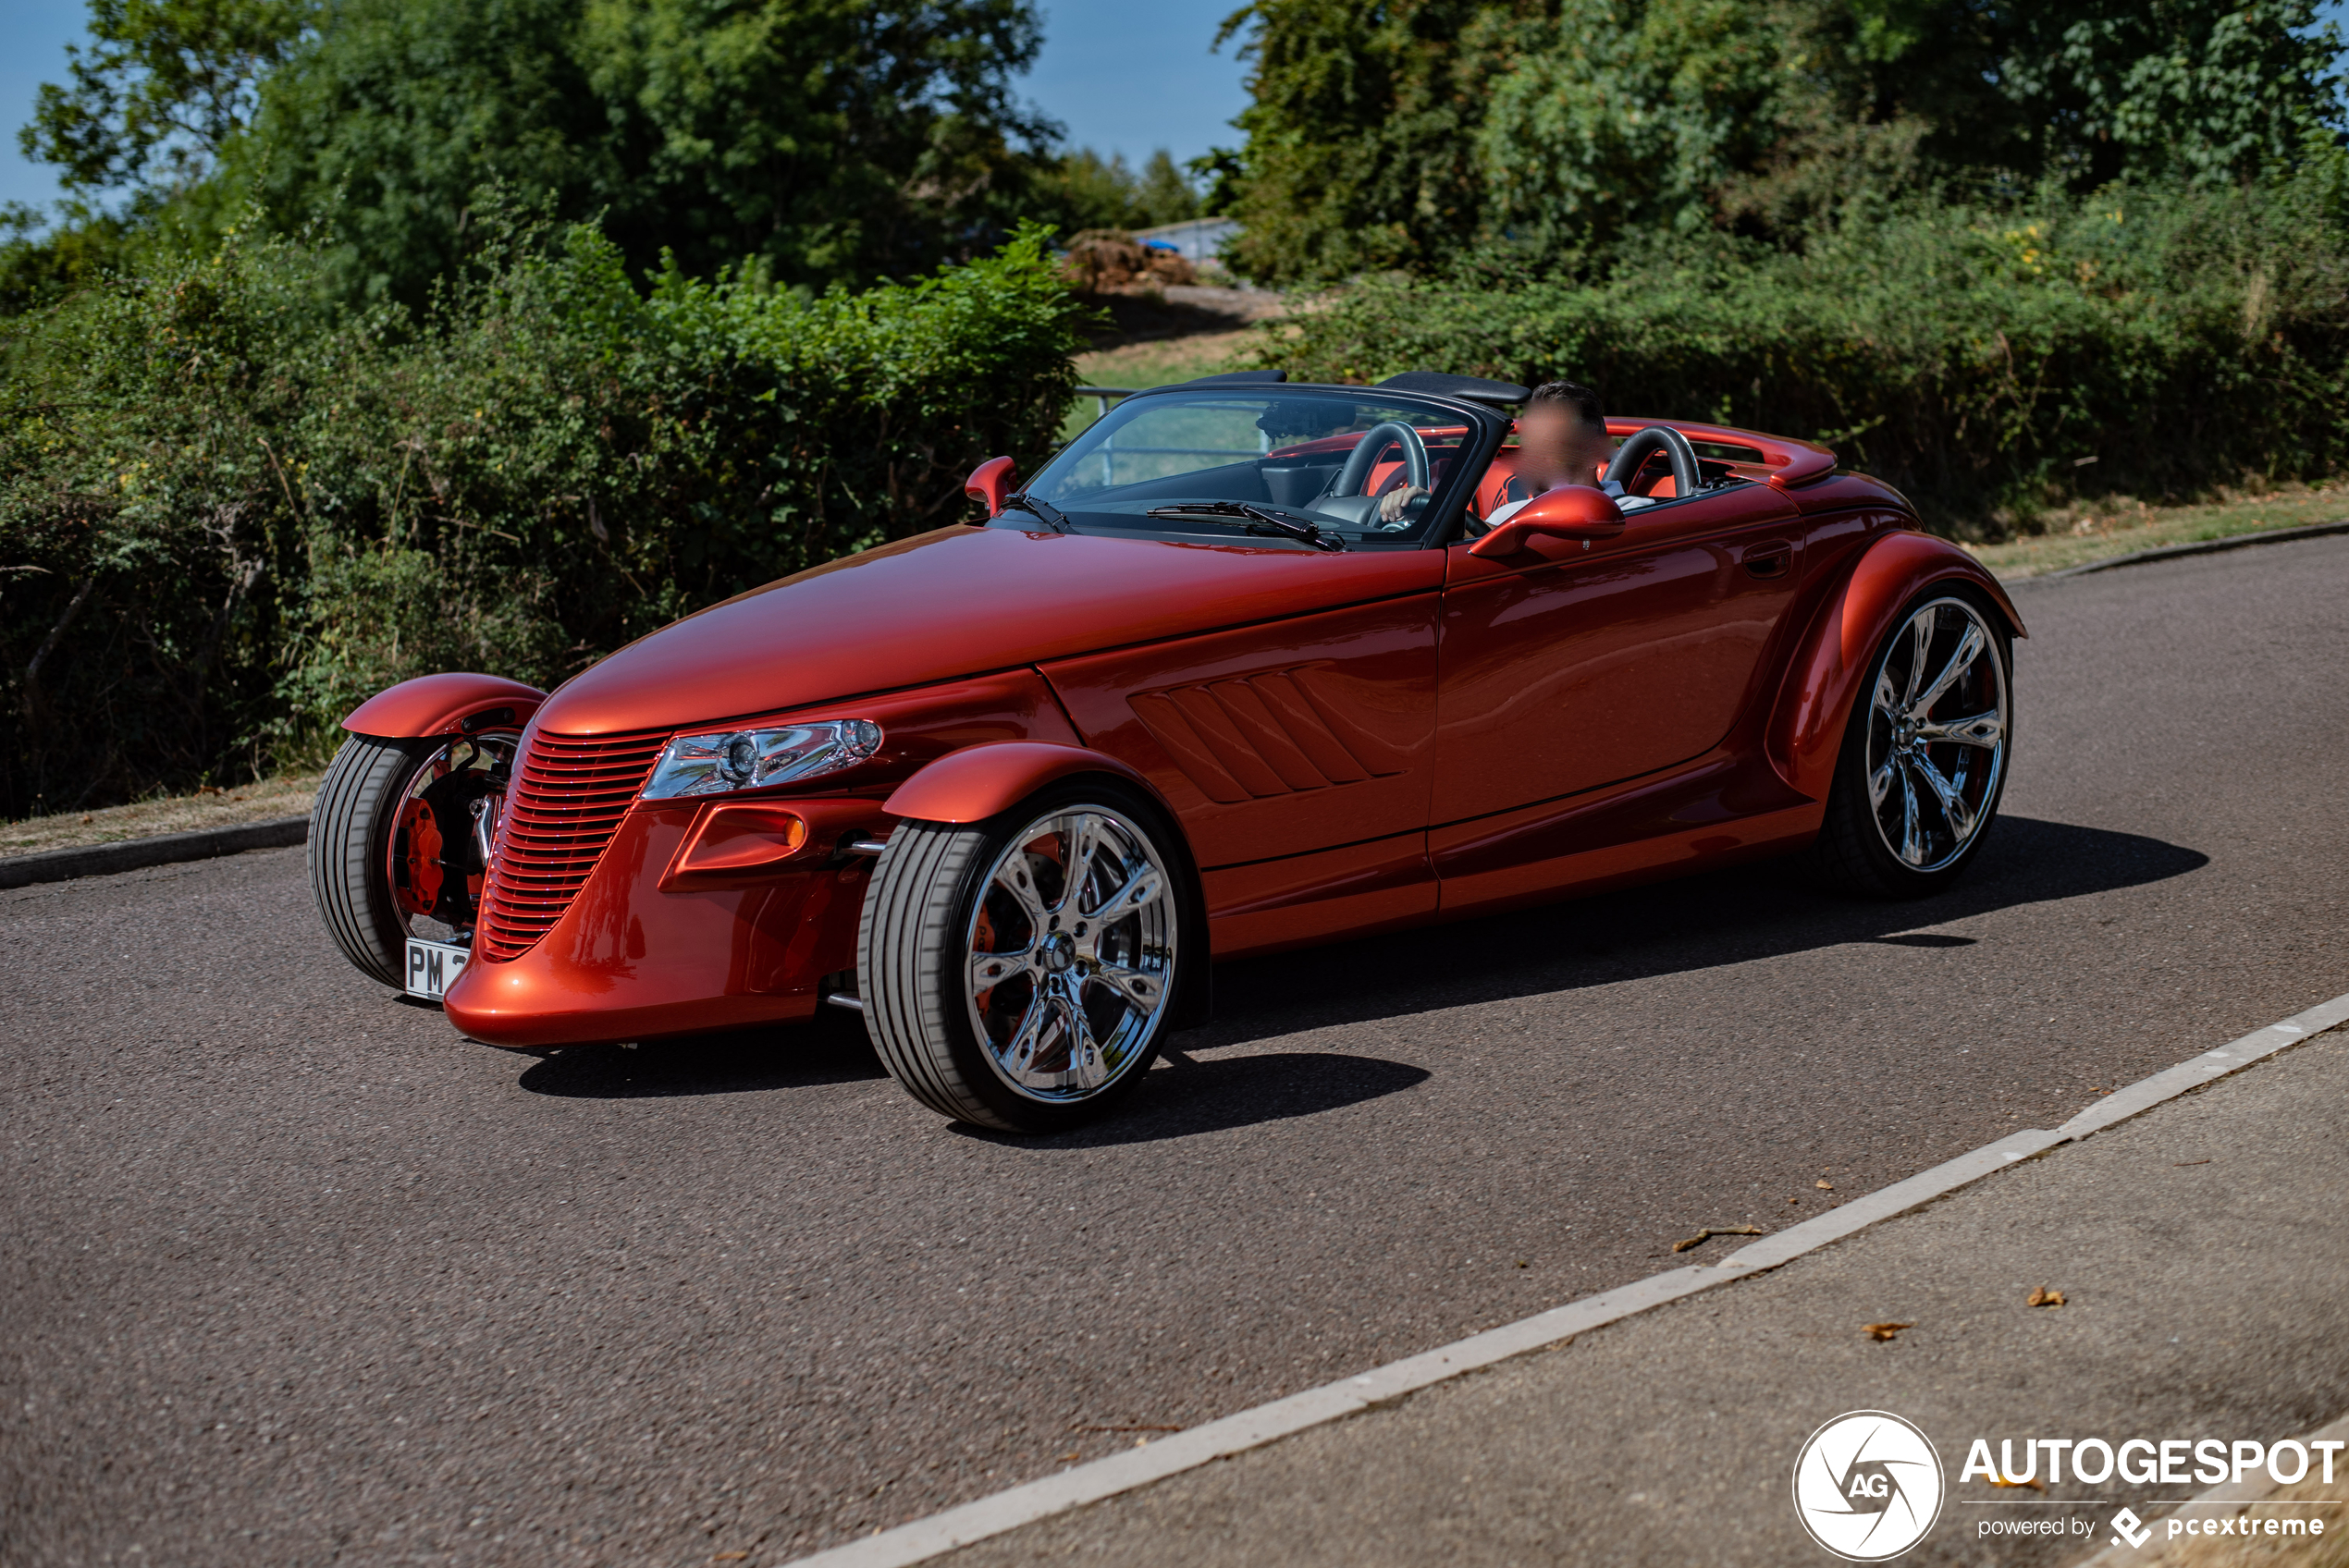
[1145, 500, 1346, 552]
[1002, 492, 1075, 533]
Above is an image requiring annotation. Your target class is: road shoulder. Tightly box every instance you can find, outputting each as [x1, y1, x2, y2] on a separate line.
[920, 1027, 2349, 1568]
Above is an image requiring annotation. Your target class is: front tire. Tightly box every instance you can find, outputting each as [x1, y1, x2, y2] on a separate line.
[858, 779, 1190, 1133]
[309, 729, 517, 986]
[1809, 590, 2012, 898]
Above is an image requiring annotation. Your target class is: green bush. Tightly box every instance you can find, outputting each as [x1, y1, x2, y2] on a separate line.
[1215, 0, 2345, 287]
[0, 213, 1093, 818]
[1258, 170, 2349, 527]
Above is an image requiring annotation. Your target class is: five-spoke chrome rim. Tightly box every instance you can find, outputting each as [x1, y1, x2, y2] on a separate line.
[964, 807, 1179, 1103]
[1865, 598, 2009, 874]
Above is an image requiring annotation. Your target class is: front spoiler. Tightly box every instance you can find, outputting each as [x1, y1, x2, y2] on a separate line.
[443, 799, 882, 1047]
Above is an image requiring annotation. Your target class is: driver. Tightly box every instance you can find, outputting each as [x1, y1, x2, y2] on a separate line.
[1482, 379, 1617, 530]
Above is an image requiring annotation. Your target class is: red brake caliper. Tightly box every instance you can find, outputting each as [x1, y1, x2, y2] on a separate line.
[392, 795, 446, 918]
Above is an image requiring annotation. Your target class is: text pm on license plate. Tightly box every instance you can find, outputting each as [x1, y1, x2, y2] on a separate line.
[405, 937, 471, 1000]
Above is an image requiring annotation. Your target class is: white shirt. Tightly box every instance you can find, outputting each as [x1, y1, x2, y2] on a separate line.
[1486, 487, 1651, 528]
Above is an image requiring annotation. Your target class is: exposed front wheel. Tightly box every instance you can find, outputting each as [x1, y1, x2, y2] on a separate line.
[1810, 592, 2012, 898]
[308, 729, 518, 986]
[857, 780, 1190, 1133]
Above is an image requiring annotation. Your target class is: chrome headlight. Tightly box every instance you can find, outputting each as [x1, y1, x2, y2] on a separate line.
[642, 719, 883, 800]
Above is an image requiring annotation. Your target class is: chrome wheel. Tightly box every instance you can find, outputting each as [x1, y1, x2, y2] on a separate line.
[1863, 598, 2009, 874]
[964, 806, 1178, 1103]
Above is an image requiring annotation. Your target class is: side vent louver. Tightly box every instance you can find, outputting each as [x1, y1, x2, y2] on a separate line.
[1128, 666, 1406, 803]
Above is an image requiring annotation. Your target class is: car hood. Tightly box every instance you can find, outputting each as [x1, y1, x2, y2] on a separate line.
[534, 524, 1445, 736]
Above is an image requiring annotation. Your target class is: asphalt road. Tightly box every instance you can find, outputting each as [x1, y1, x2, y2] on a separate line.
[5, 534, 2345, 1567]
[940, 1032, 2349, 1568]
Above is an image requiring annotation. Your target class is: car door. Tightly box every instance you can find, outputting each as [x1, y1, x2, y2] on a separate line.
[1433, 482, 1806, 827]
[1041, 553, 1445, 952]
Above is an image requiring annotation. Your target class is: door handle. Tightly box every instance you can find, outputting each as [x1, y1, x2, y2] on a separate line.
[1742, 543, 1792, 580]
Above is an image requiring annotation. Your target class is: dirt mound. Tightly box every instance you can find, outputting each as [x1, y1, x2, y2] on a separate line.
[1063, 229, 1196, 292]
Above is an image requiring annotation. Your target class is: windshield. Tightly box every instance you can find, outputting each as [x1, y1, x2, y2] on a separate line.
[1015, 388, 1484, 549]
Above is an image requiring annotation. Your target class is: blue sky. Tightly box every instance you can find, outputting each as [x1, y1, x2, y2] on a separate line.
[6, 0, 2348, 213]
[0, 0, 1255, 210]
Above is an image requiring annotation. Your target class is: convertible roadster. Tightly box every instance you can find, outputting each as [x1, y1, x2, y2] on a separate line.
[309, 371, 2021, 1132]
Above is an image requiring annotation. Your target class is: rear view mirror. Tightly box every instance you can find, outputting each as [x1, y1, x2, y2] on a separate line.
[1468, 484, 1626, 558]
[965, 456, 1015, 518]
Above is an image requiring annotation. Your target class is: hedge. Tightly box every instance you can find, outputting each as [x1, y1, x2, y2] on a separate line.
[0, 214, 1093, 818]
[1258, 170, 2349, 527]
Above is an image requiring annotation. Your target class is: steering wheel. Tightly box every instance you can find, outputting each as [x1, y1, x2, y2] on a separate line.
[1333, 420, 1432, 503]
[1604, 425, 1702, 499]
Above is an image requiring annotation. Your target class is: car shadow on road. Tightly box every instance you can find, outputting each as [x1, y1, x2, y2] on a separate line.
[948, 1050, 1433, 1149]
[515, 1011, 887, 1098]
[1195, 815, 2207, 1050]
[509, 815, 2198, 1114]
[514, 1024, 1430, 1147]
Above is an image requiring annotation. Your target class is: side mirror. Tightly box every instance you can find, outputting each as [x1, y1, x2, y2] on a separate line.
[1468, 484, 1626, 558]
[965, 456, 1015, 518]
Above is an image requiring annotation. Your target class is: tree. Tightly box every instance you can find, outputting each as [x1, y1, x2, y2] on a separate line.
[1219, 0, 2349, 283]
[572, 0, 1054, 288]
[1477, 0, 2027, 251]
[0, 201, 138, 316]
[1996, 0, 2345, 188]
[19, 0, 313, 197]
[178, 0, 1057, 304]
[217, 0, 621, 304]
[1135, 150, 1201, 227]
[1038, 148, 1148, 232]
[1213, 0, 1532, 283]
[1026, 146, 1200, 234]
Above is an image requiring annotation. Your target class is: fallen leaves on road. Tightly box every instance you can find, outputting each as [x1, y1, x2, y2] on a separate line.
[2027, 1286, 2066, 1307]
[1991, 1475, 2047, 1492]
[1815, 1180, 1835, 1191]
[1673, 1225, 1766, 1253]
[1863, 1322, 1916, 1341]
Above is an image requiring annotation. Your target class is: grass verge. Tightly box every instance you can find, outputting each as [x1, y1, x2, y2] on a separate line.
[3, 774, 321, 858]
[1975, 484, 2348, 580]
[1074, 327, 1263, 392]
[1060, 329, 1270, 442]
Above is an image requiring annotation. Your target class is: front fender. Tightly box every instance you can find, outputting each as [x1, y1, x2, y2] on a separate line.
[1767, 532, 2025, 802]
[883, 741, 1166, 826]
[342, 672, 547, 740]
[882, 739, 1211, 1029]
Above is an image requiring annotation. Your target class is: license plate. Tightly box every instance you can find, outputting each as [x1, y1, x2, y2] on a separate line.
[404, 937, 472, 1000]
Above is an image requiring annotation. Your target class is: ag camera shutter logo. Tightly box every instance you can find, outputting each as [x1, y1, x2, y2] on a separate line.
[1793, 1411, 1946, 1561]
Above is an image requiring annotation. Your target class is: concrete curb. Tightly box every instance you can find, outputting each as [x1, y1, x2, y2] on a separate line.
[2013, 519, 2349, 584]
[0, 816, 309, 890]
[783, 986, 2349, 1568]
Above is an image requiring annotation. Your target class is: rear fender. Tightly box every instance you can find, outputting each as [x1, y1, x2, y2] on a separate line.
[1767, 532, 2025, 801]
[342, 672, 547, 740]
